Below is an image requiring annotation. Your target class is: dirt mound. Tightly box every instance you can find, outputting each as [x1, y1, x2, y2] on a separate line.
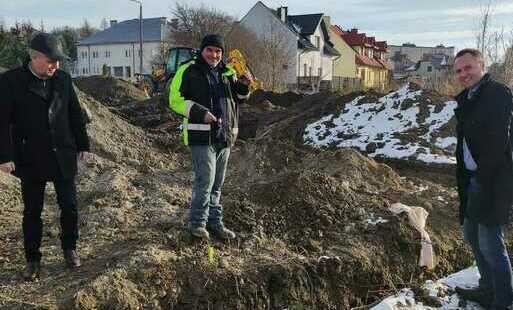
[74, 76, 147, 106]
[247, 89, 304, 108]
[0, 86, 473, 309]
[113, 95, 183, 133]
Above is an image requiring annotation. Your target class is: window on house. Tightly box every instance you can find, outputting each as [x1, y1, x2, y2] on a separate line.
[126, 66, 131, 78]
[309, 66, 312, 77]
[315, 36, 320, 48]
[113, 66, 123, 77]
[105, 51, 111, 58]
[318, 67, 322, 78]
[126, 50, 131, 57]
[427, 66, 433, 72]
[304, 64, 307, 77]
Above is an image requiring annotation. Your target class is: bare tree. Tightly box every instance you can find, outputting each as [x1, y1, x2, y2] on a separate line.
[78, 19, 97, 39]
[169, 2, 233, 47]
[476, 0, 494, 55]
[100, 18, 109, 30]
[226, 23, 294, 92]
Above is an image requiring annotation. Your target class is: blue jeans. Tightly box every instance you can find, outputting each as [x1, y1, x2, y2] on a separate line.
[189, 143, 230, 229]
[463, 178, 513, 308]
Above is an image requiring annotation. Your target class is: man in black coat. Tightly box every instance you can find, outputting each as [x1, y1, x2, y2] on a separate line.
[0, 33, 91, 280]
[453, 48, 513, 310]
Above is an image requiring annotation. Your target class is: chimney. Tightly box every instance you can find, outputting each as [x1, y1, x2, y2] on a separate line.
[110, 20, 117, 27]
[277, 6, 288, 22]
[170, 18, 179, 29]
[323, 16, 331, 27]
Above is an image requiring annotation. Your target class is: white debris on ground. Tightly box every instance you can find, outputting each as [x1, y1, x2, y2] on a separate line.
[365, 213, 388, 225]
[303, 84, 457, 164]
[371, 266, 484, 310]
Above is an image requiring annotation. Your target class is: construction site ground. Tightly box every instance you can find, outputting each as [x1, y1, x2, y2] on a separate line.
[0, 77, 509, 309]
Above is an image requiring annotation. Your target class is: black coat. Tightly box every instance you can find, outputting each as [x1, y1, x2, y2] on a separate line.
[0, 62, 90, 180]
[455, 74, 513, 225]
[169, 56, 250, 146]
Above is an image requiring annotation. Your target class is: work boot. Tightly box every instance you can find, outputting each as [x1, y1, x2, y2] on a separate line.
[63, 250, 81, 269]
[208, 226, 236, 240]
[189, 226, 210, 239]
[455, 286, 493, 308]
[23, 261, 41, 281]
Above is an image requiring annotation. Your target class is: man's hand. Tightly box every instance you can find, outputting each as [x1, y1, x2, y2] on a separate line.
[78, 152, 92, 161]
[239, 73, 253, 86]
[0, 162, 15, 174]
[204, 112, 217, 123]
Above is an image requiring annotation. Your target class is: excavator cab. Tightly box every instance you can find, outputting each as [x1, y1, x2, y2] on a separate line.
[165, 47, 196, 78]
[138, 47, 195, 98]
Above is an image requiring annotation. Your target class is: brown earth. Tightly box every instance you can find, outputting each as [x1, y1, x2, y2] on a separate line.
[74, 76, 147, 106]
[0, 81, 491, 309]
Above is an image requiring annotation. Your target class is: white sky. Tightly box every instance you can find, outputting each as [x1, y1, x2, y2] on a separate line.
[1, 0, 513, 51]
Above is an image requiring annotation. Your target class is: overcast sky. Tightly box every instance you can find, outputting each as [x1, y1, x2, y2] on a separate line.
[2, 0, 513, 51]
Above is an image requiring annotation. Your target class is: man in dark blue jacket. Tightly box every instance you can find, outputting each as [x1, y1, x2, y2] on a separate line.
[453, 48, 513, 310]
[0, 33, 91, 280]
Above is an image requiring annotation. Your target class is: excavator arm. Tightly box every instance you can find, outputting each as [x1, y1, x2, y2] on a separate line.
[227, 49, 262, 92]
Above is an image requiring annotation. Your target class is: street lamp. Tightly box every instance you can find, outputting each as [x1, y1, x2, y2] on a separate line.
[128, 0, 143, 74]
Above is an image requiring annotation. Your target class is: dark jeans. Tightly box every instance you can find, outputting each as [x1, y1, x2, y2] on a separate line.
[21, 178, 78, 262]
[463, 177, 513, 308]
[189, 143, 230, 229]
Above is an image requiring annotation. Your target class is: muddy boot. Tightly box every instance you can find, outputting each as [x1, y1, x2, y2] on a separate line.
[63, 250, 81, 269]
[455, 286, 493, 308]
[189, 226, 210, 240]
[23, 261, 41, 281]
[208, 226, 236, 240]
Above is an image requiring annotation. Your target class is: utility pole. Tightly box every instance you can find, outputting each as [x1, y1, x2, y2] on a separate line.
[129, 0, 143, 74]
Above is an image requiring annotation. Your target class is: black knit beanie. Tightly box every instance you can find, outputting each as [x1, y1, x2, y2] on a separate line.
[200, 34, 225, 52]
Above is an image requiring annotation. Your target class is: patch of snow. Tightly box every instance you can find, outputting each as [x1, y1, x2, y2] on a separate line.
[435, 137, 457, 149]
[371, 266, 484, 310]
[304, 85, 457, 164]
[365, 216, 388, 225]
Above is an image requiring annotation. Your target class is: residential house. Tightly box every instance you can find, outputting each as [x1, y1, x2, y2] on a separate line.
[405, 53, 452, 89]
[387, 43, 454, 78]
[327, 23, 357, 79]
[76, 17, 171, 79]
[333, 27, 391, 91]
[239, 1, 340, 90]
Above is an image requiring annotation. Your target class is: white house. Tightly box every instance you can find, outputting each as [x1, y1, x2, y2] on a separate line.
[75, 17, 170, 79]
[239, 1, 340, 88]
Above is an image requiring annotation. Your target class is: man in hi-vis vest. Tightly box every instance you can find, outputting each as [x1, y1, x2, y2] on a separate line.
[169, 34, 251, 240]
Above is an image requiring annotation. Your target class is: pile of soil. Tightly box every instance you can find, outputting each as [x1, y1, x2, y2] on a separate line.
[74, 76, 147, 106]
[0, 85, 477, 309]
[247, 90, 304, 108]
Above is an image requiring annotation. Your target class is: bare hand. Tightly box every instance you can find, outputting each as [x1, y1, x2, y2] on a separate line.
[0, 162, 15, 174]
[203, 112, 217, 123]
[78, 152, 92, 161]
[239, 73, 253, 86]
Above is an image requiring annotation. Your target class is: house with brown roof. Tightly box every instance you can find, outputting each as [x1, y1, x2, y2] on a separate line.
[331, 27, 392, 91]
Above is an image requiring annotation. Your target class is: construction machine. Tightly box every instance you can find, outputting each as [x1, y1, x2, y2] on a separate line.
[135, 47, 261, 97]
[135, 46, 196, 97]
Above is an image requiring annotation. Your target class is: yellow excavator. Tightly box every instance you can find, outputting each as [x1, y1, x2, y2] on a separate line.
[135, 47, 261, 97]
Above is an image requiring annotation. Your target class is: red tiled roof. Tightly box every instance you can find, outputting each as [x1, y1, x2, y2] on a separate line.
[355, 54, 383, 68]
[375, 41, 388, 52]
